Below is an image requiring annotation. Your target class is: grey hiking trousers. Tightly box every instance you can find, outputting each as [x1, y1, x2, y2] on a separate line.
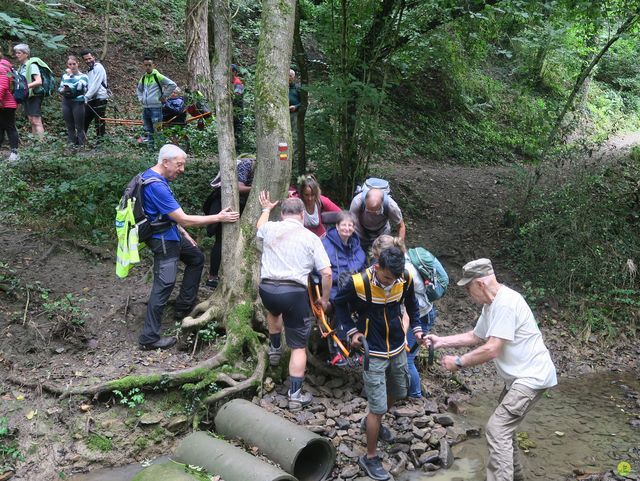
[139, 236, 204, 345]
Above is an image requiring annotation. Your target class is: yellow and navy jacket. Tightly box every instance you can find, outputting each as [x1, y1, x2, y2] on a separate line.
[332, 266, 422, 359]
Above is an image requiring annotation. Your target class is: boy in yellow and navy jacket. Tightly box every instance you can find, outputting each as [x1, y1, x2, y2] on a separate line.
[332, 246, 426, 481]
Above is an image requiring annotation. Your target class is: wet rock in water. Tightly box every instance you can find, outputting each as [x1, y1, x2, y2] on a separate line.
[166, 415, 189, 433]
[419, 449, 440, 466]
[428, 426, 447, 446]
[446, 425, 468, 444]
[422, 462, 440, 472]
[465, 425, 481, 438]
[139, 413, 163, 425]
[439, 439, 454, 468]
[340, 464, 360, 479]
[434, 414, 455, 427]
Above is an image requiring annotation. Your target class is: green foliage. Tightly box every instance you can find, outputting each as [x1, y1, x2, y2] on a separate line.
[508, 156, 640, 330]
[0, 1, 71, 51]
[0, 416, 24, 473]
[0, 138, 216, 244]
[113, 388, 145, 409]
[85, 434, 113, 452]
[42, 292, 86, 328]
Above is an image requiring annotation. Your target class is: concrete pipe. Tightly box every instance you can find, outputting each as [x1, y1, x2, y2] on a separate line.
[173, 431, 296, 481]
[215, 399, 336, 481]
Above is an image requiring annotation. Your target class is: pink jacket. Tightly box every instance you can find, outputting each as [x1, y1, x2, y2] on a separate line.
[0, 59, 18, 109]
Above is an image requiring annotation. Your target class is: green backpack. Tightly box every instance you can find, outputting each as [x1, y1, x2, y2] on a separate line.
[25, 57, 56, 97]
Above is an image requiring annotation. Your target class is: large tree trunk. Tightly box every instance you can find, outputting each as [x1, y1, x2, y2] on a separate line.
[254, 0, 297, 198]
[292, 0, 308, 177]
[186, 0, 214, 100]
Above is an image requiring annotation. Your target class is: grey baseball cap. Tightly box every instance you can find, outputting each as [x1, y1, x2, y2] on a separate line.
[457, 258, 494, 286]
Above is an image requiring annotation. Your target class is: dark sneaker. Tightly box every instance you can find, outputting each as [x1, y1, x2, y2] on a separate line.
[360, 414, 395, 443]
[139, 336, 177, 351]
[268, 343, 284, 366]
[358, 455, 390, 481]
[288, 388, 312, 411]
[205, 277, 219, 289]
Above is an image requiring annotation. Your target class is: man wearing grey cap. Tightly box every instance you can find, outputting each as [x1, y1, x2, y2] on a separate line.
[427, 258, 557, 481]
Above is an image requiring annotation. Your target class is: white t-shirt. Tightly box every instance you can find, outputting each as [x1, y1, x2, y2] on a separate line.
[473, 285, 557, 390]
[257, 217, 330, 287]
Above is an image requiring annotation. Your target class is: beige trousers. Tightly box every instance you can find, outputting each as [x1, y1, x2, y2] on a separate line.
[486, 383, 546, 481]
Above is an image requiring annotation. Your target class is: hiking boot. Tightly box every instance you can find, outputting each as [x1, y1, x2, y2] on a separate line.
[139, 336, 177, 351]
[360, 414, 395, 443]
[288, 388, 312, 411]
[358, 454, 390, 481]
[268, 343, 284, 366]
[205, 277, 219, 289]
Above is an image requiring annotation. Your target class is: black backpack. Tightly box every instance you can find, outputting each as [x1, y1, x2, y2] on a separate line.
[119, 173, 175, 242]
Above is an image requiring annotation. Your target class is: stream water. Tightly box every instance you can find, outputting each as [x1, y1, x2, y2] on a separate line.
[400, 372, 640, 481]
[68, 373, 638, 481]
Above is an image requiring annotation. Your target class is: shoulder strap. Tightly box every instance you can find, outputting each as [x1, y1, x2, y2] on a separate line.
[352, 270, 372, 304]
[153, 73, 163, 95]
[362, 270, 372, 304]
[401, 269, 410, 302]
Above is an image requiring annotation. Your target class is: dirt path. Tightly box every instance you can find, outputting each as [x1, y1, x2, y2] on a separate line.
[1, 133, 638, 480]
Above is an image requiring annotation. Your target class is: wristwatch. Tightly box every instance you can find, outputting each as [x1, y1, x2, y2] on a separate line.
[454, 356, 464, 369]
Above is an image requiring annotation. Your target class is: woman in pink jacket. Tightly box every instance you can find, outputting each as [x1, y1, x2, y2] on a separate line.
[0, 48, 19, 161]
[298, 174, 342, 237]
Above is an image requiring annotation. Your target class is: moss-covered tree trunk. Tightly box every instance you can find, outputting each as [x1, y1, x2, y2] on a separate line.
[186, 0, 214, 100]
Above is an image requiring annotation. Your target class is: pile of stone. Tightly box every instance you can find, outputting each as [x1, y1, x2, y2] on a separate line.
[258, 373, 480, 480]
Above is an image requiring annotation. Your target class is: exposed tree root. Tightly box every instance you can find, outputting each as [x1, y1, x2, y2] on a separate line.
[5, 298, 267, 414]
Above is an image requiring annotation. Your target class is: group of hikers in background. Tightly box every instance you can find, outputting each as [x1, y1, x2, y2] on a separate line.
[0, 43, 300, 160]
[130, 143, 556, 481]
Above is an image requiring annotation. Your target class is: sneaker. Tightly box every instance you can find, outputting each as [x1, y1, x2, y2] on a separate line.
[360, 414, 395, 443]
[358, 455, 390, 481]
[139, 336, 177, 351]
[288, 388, 312, 411]
[8, 151, 18, 162]
[268, 343, 284, 366]
[205, 277, 219, 289]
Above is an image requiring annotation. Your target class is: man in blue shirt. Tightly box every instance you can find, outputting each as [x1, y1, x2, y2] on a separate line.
[139, 144, 240, 350]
